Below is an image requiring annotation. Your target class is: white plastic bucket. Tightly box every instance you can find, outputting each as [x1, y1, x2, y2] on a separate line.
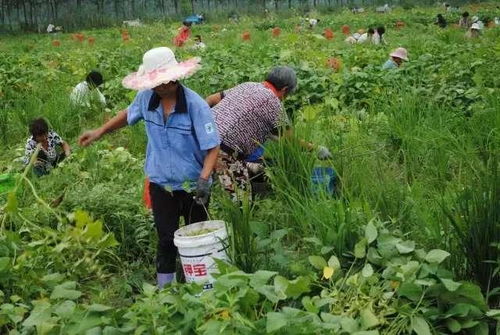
[174, 220, 228, 290]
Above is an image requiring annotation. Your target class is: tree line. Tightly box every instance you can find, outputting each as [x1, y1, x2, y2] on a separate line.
[0, 0, 480, 32]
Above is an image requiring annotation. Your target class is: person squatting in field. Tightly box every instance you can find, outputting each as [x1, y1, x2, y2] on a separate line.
[78, 47, 220, 288]
[24, 118, 71, 176]
[382, 47, 409, 69]
[206, 66, 332, 195]
[70, 71, 106, 107]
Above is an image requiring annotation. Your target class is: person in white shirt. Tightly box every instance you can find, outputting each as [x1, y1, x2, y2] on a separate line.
[372, 26, 386, 45]
[308, 18, 319, 29]
[193, 35, 206, 49]
[70, 71, 106, 107]
[47, 24, 55, 33]
[357, 28, 374, 43]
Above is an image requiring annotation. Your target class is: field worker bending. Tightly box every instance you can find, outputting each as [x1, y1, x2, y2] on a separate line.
[70, 71, 106, 107]
[371, 26, 386, 45]
[173, 21, 192, 47]
[78, 47, 220, 288]
[459, 12, 471, 28]
[193, 35, 206, 49]
[357, 28, 374, 43]
[465, 23, 481, 38]
[382, 47, 409, 69]
[206, 66, 332, 194]
[24, 118, 71, 176]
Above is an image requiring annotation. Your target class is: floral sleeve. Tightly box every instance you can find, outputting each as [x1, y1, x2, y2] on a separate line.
[49, 131, 63, 146]
[23, 138, 37, 165]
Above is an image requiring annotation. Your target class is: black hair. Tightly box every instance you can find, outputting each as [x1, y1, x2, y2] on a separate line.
[195, 34, 202, 39]
[376, 26, 385, 35]
[367, 28, 375, 34]
[183, 21, 192, 27]
[462, 11, 469, 17]
[86, 71, 103, 87]
[29, 118, 49, 138]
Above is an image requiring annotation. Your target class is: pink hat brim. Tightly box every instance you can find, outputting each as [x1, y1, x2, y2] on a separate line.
[390, 52, 408, 61]
[122, 57, 201, 91]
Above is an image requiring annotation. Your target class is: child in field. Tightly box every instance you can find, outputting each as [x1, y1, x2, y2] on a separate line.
[24, 118, 71, 176]
[382, 47, 408, 70]
[70, 71, 106, 107]
[193, 35, 206, 49]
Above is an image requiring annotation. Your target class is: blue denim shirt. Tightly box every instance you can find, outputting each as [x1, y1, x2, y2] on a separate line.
[382, 59, 398, 70]
[127, 85, 220, 191]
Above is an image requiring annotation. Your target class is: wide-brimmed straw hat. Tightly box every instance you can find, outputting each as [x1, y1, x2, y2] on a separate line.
[122, 47, 201, 90]
[390, 47, 409, 61]
[471, 23, 481, 30]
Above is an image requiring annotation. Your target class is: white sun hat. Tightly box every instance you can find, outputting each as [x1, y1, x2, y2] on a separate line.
[122, 47, 201, 91]
[471, 23, 481, 30]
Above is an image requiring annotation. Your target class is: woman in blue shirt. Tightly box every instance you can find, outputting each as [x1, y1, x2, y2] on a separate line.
[382, 47, 409, 70]
[78, 47, 220, 288]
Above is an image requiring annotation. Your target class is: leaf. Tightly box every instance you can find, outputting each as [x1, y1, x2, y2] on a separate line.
[266, 312, 287, 333]
[425, 249, 450, 264]
[412, 316, 431, 335]
[285, 276, 310, 298]
[54, 300, 76, 319]
[398, 282, 422, 301]
[308, 256, 327, 270]
[84, 220, 104, 240]
[0, 257, 11, 272]
[87, 304, 112, 312]
[365, 221, 378, 244]
[446, 318, 461, 333]
[249, 270, 277, 288]
[340, 316, 359, 333]
[470, 322, 488, 335]
[274, 275, 289, 298]
[50, 282, 82, 300]
[441, 278, 462, 292]
[41, 273, 65, 284]
[360, 307, 379, 329]
[361, 264, 374, 278]
[327, 255, 340, 270]
[396, 240, 415, 254]
[323, 267, 334, 279]
[354, 238, 367, 258]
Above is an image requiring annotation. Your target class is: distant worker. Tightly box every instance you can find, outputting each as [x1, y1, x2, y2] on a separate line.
[382, 47, 409, 70]
[357, 28, 374, 43]
[24, 118, 71, 176]
[308, 18, 320, 29]
[471, 16, 484, 30]
[459, 12, 471, 29]
[345, 33, 361, 44]
[173, 21, 192, 47]
[372, 26, 386, 45]
[435, 14, 447, 28]
[465, 23, 481, 38]
[193, 35, 206, 49]
[70, 71, 106, 107]
[47, 23, 55, 33]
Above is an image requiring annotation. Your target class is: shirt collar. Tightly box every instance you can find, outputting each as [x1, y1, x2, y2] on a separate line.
[147, 84, 188, 113]
[262, 81, 280, 97]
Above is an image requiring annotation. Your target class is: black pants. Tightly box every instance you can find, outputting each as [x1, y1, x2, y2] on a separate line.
[149, 182, 208, 273]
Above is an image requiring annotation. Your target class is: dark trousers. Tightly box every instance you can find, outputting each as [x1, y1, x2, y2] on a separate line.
[149, 182, 208, 273]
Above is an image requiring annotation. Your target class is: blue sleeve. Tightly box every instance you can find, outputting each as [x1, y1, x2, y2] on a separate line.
[127, 91, 145, 125]
[190, 103, 221, 151]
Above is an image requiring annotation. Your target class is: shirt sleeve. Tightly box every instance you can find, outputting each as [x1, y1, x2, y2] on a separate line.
[190, 103, 221, 151]
[50, 131, 63, 145]
[23, 139, 36, 165]
[127, 91, 145, 125]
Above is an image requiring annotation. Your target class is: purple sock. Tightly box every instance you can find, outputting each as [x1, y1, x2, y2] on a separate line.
[157, 272, 175, 289]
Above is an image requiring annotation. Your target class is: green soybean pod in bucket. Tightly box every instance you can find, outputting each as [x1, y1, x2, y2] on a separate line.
[174, 220, 228, 291]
